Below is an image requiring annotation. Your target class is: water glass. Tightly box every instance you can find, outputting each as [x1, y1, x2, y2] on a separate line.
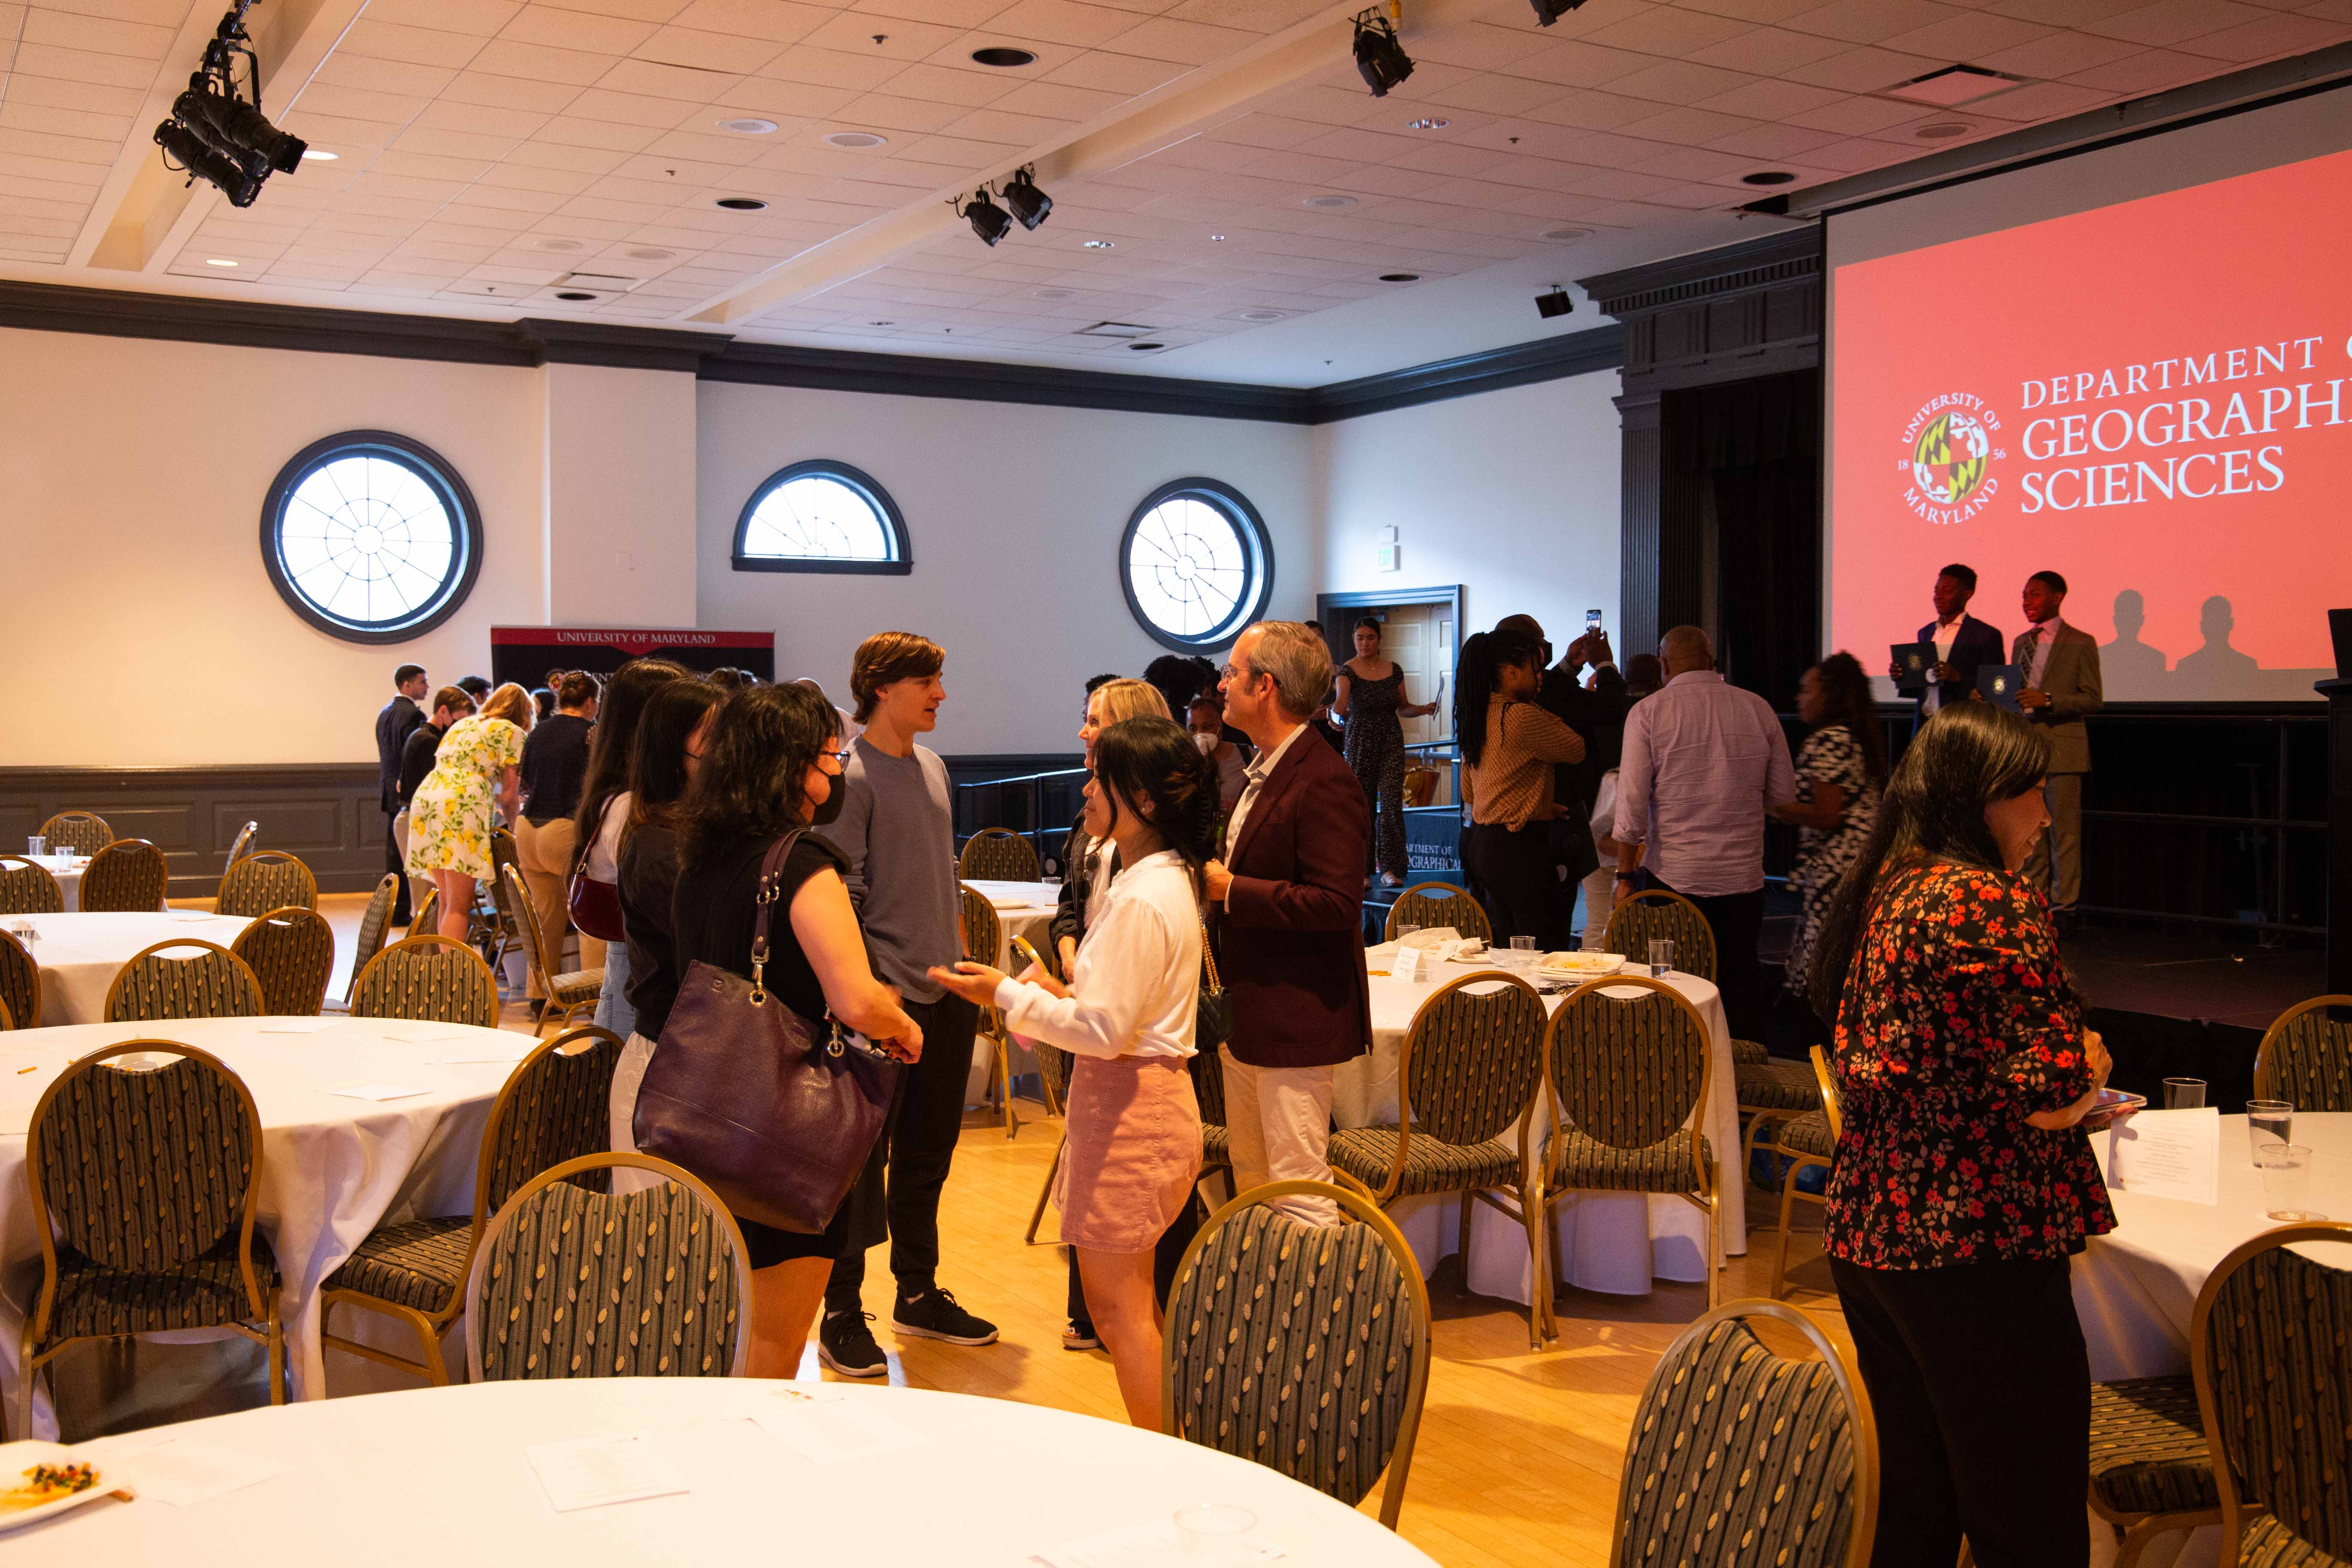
[2162, 1078, 2206, 1110]
[1395, 924, 1421, 943]
[5, 919, 34, 955]
[25, 836, 44, 859]
[1648, 939, 1676, 976]
[1173, 1502, 1257, 1555]
[2246, 1099, 2294, 1164]
[2257, 1142, 2322, 1221]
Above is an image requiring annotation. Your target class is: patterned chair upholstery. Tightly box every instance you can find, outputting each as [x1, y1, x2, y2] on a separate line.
[959, 884, 1019, 1138]
[1383, 882, 1492, 944]
[37, 811, 112, 856]
[221, 821, 258, 876]
[958, 828, 1042, 883]
[1164, 1181, 1431, 1529]
[1601, 889, 1717, 980]
[0, 854, 64, 916]
[351, 935, 501, 1026]
[80, 839, 168, 913]
[1023, 1035, 1077, 1247]
[216, 851, 318, 918]
[0, 995, 12, 1030]
[1327, 973, 1549, 1346]
[2253, 996, 2352, 1112]
[324, 1026, 621, 1385]
[1542, 974, 1721, 1336]
[1730, 1038, 1769, 1067]
[482, 829, 524, 967]
[412, 887, 442, 940]
[2086, 1376, 2220, 1567]
[1612, 1300, 1875, 1568]
[502, 865, 603, 1038]
[340, 874, 401, 1011]
[230, 907, 336, 1017]
[1764, 1047, 1842, 1300]
[103, 940, 266, 1024]
[0, 928, 40, 1030]
[2192, 1221, 2352, 1566]
[18, 1042, 285, 1434]
[466, 1152, 751, 1381]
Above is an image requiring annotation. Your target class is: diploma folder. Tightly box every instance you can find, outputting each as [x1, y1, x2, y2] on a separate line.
[1891, 641, 1935, 694]
[1981, 663, 2025, 711]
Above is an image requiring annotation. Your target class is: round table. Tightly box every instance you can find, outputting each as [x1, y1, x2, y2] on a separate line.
[0, 1016, 531, 1434]
[1342, 954, 1746, 1305]
[8, 912, 254, 1026]
[22, 1379, 1436, 1565]
[962, 880, 1060, 1102]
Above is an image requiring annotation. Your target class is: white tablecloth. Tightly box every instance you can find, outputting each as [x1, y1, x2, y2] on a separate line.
[9, 913, 255, 1026]
[0, 1016, 524, 1434]
[25, 1379, 1436, 1565]
[1340, 958, 1745, 1305]
[962, 880, 1060, 1104]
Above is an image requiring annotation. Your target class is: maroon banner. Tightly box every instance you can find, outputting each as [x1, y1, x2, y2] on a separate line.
[490, 626, 775, 687]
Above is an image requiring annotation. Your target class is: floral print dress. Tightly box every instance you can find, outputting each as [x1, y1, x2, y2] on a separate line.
[1782, 723, 1878, 995]
[404, 715, 524, 881]
[1822, 861, 2115, 1269]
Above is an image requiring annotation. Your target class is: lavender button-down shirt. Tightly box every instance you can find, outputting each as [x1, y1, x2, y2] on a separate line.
[1611, 670, 1796, 897]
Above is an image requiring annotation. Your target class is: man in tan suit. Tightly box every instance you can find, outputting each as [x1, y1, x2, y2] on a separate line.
[2012, 570, 2103, 916]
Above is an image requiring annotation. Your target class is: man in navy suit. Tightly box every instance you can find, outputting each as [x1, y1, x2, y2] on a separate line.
[1890, 563, 2005, 724]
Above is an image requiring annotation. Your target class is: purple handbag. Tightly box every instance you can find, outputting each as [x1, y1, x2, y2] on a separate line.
[633, 831, 899, 1234]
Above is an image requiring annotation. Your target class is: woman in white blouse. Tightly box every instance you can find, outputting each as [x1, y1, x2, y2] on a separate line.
[932, 715, 1217, 1428]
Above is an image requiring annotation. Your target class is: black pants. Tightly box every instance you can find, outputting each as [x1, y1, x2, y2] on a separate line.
[1642, 874, 1766, 1042]
[383, 808, 411, 924]
[1830, 1255, 2091, 1568]
[1467, 822, 1555, 946]
[825, 992, 979, 1311]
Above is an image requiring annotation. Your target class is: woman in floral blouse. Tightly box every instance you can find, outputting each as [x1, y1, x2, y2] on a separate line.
[406, 681, 531, 934]
[1806, 700, 2119, 1568]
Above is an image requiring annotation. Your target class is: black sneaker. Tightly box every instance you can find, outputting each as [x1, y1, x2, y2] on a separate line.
[892, 1286, 998, 1346]
[1062, 1320, 1101, 1352]
[817, 1310, 888, 1378]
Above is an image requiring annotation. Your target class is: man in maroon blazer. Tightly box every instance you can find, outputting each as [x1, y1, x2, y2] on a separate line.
[1204, 620, 1373, 1227]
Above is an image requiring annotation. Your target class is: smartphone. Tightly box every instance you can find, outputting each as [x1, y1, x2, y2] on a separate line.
[1586, 609, 1604, 630]
[1010, 935, 1046, 973]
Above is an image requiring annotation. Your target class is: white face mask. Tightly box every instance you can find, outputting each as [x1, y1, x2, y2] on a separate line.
[1192, 730, 1218, 756]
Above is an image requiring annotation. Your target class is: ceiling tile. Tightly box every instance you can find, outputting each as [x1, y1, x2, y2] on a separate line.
[1607, 58, 1759, 103]
[980, 0, 1139, 49]
[1499, 39, 1669, 87]
[598, 57, 744, 99]
[339, 20, 491, 69]
[1687, 24, 1852, 71]
[1878, 12, 2055, 58]
[471, 39, 622, 85]
[1037, 48, 1185, 92]
[1703, 119, 1845, 156]
[1580, 8, 1759, 57]
[756, 45, 913, 92]
[3, 75, 145, 116]
[1677, 0, 1829, 21]
[632, 26, 781, 73]
[1960, 79, 2114, 117]
[1415, 74, 1567, 115]
[800, 11, 964, 58]
[1972, 28, 2147, 72]
[1618, 103, 1764, 143]
[665, 0, 833, 44]
[38, 0, 195, 29]
[2174, 10, 2350, 55]
[536, 113, 667, 149]
[1098, 14, 1255, 62]
[2060, 43, 2214, 87]
[500, 8, 658, 55]
[0, 99, 129, 141]
[1782, 44, 1948, 90]
[2081, 0, 2269, 46]
[1783, 0, 1967, 45]
[439, 69, 586, 112]
[365, 0, 522, 37]
[567, 85, 705, 125]
[22, 10, 174, 59]
[12, 42, 164, 88]
[1782, 93, 1925, 132]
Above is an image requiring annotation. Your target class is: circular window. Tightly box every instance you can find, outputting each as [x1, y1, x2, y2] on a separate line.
[1119, 479, 1274, 651]
[732, 460, 910, 575]
[260, 431, 482, 643]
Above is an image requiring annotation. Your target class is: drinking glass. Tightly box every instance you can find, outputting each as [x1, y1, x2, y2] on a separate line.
[2257, 1143, 2323, 1221]
[1173, 1503, 1256, 1555]
[6, 920, 34, 955]
[2162, 1078, 2206, 1109]
[2245, 1099, 2294, 1164]
[25, 836, 45, 859]
[1649, 939, 1676, 977]
[1395, 924, 1421, 942]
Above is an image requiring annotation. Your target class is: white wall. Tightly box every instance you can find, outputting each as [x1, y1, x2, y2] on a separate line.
[696, 382, 1316, 757]
[544, 362, 699, 627]
[1314, 369, 1624, 657]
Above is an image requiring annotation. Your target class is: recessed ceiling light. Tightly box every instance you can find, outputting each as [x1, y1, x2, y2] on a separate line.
[1914, 120, 1975, 141]
[1378, 272, 1418, 282]
[717, 116, 777, 135]
[1304, 194, 1358, 210]
[1885, 64, 2015, 107]
[1031, 287, 1076, 300]
[533, 237, 586, 252]
[1210, 233, 1226, 241]
[1741, 170, 1797, 186]
[869, 318, 895, 326]
[1239, 309, 1286, 322]
[715, 196, 766, 211]
[1540, 226, 1593, 242]
[1082, 239, 1115, 249]
[204, 257, 238, 266]
[300, 149, 337, 161]
[555, 290, 597, 300]
[971, 46, 1037, 67]
[625, 247, 675, 260]
[1406, 117, 1449, 130]
[823, 131, 888, 150]
[1128, 341, 1164, 350]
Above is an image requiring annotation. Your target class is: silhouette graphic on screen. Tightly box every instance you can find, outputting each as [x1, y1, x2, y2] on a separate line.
[2102, 591, 2168, 680]
[2172, 596, 2260, 695]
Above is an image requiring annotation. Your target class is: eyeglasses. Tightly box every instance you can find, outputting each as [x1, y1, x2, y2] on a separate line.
[821, 747, 852, 764]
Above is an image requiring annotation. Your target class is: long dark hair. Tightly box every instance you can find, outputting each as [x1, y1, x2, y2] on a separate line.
[625, 680, 728, 835]
[1454, 627, 1542, 766]
[680, 682, 844, 868]
[572, 658, 689, 845]
[1092, 715, 1221, 901]
[1810, 651, 1888, 787]
[1806, 701, 2054, 1026]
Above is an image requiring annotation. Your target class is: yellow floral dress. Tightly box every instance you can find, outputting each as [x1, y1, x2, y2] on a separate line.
[404, 716, 524, 881]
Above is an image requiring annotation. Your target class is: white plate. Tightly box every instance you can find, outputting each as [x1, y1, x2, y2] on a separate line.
[1540, 952, 1626, 978]
[0, 1442, 125, 1534]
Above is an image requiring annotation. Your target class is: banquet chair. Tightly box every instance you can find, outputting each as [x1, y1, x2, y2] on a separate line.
[1611, 1299, 1877, 1568]
[483, 829, 524, 970]
[325, 1026, 622, 1387]
[215, 851, 317, 918]
[2190, 1219, 2352, 1566]
[1326, 971, 1550, 1347]
[959, 883, 1018, 1138]
[0, 929, 38, 1030]
[1540, 974, 1722, 1338]
[1164, 1179, 1431, 1530]
[221, 821, 258, 876]
[411, 887, 441, 939]
[1023, 1040, 1074, 1246]
[958, 828, 1041, 883]
[2085, 1377, 2220, 1568]
[350, 934, 501, 1027]
[80, 839, 168, 913]
[1383, 882, 1492, 944]
[1602, 889, 1716, 978]
[37, 810, 111, 855]
[336, 874, 401, 1012]
[502, 865, 603, 1038]
[103, 939, 266, 1023]
[19, 1041, 285, 1435]
[1765, 1046, 1841, 1300]
[466, 1151, 751, 1381]
[2251, 994, 2352, 1112]
[0, 996, 12, 1030]
[0, 854, 64, 915]
[230, 907, 336, 1017]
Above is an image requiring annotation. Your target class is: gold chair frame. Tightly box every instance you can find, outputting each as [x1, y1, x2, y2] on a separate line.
[412, 887, 442, 940]
[2252, 994, 2352, 1110]
[0, 854, 65, 916]
[230, 905, 337, 1017]
[216, 851, 318, 918]
[338, 874, 402, 1012]
[37, 811, 113, 856]
[1164, 1178, 1433, 1531]
[102, 938, 266, 1024]
[1764, 1045, 1842, 1300]
[350, 933, 501, 1025]
[502, 863, 600, 1038]
[79, 838, 168, 913]
[957, 827, 1042, 882]
[221, 821, 259, 876]
[1382, 881, 1493, 944]
[0, 928, 41, 1030]
[960, 883, 1020, 1139]
[1601, 888, 1718, 979]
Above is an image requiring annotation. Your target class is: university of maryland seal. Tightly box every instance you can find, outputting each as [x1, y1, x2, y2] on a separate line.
[1900, 393, 2005, 523]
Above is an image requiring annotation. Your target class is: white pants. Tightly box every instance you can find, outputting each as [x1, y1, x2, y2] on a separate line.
[1219, 1045, 1339, 1227]
[1580, 866, 1615, 951]
[608, 1031, 661, 1196]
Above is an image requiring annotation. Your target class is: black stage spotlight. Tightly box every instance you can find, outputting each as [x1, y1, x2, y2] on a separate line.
[1536, 286, 1574, 320]
[177, 80, 305, 172]
[1529, 0, 1586, 24]
[152, 1, 306, 207]
[958, 187, 1012, 246]
[1352, 11, 1413, 97]
[155, 118, 262, 206]
[1002, 165, 1052, 231]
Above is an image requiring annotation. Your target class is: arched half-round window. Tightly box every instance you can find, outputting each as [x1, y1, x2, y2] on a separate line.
[1119, 478, 1274, 652]
[260, 430, 483, 643]
[732, 460, 911, 575]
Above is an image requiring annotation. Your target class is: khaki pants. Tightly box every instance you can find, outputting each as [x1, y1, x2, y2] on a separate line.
[514, 815, 603, 998]
[392, 812, 432, 929]
[2026, 772, 2085, 913]
[1219, 1045, 1339, 1227]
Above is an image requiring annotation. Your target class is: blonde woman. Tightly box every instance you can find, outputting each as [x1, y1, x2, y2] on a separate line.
[406, 681, 533, 934]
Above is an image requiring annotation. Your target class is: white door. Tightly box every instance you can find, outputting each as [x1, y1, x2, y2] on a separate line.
[1378, 604, 1450, 806]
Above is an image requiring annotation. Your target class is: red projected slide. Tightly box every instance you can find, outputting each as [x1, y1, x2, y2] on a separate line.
[1831, 148, 2352, 700]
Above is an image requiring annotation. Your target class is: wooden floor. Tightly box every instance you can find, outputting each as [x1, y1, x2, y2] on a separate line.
[56, 892, 1861, 1567]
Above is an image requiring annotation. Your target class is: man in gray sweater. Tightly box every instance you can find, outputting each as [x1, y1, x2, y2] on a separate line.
[816, 631, 996, 1376]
